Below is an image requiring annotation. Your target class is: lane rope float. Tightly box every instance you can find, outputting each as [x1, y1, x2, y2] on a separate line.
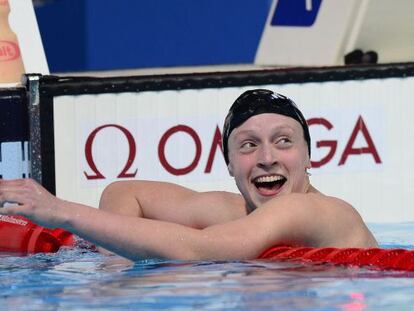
[0, 215, 73, 254]
[260, 246, 414, 271]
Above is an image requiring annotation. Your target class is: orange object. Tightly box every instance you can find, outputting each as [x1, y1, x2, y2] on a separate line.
[0, 215, 74, 254]
[0, 0, 25, 83]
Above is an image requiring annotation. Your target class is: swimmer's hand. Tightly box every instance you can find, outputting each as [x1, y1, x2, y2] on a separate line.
[0, 178, 66, 228]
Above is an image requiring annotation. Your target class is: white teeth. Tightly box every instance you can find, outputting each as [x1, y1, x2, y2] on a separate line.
[255, 175, 284, 183]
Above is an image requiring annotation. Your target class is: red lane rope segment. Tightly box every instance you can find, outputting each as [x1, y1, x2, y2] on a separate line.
[259, 246, 414, 271]
[0, 215, 74, 254]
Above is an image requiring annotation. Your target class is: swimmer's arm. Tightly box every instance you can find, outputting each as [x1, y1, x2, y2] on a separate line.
[99, 181, 245, 228]
[43, 199, 281, 260]
[98, 181, 247, 255]
[0, 179, 255, 259]
[57, 193, 373, 260]
[0, 180, 302, 259]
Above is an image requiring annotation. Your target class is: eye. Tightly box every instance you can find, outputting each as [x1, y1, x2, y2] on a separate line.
[240, 141, 257, 151]
[276, 137, 292, 147]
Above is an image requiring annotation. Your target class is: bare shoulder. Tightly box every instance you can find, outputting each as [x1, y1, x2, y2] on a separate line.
[322, 194, 378, 247]
[256, 191, 378, 248]
[277, 191, 360, 218]
[258, 191, 353, 214]
[312, 193, 364, 224]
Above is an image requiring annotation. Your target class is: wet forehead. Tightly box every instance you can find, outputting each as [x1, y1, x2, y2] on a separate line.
[230, 113, 303, 139]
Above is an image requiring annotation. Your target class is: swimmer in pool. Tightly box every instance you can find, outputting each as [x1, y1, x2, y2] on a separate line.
[0, 89, 378, 260]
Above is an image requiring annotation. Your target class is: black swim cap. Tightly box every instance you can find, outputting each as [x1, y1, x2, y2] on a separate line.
[222, 89, 311, 165]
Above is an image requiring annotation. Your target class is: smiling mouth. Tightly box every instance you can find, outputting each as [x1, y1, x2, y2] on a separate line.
[253, 175, 287, 195]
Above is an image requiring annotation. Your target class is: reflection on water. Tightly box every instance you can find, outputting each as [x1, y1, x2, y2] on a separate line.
[0, 223, 414, 310]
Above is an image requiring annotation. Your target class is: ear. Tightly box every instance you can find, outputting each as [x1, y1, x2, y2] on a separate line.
[227, 162, 234, 177]
[305, 153, 311, 169]
[304, 158, 311, 172]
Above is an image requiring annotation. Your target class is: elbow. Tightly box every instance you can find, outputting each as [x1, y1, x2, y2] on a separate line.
[99, 181, 130, 206]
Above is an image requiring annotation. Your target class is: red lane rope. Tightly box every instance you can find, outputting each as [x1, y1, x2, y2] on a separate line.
[259, 246, 414, 271]
[0, 215, 74, 254]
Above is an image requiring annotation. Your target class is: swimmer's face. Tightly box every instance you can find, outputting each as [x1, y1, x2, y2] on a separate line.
[227, 113, 311, 212]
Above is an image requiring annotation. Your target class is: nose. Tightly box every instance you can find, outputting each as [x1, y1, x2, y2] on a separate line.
[257, 143, 278, 168]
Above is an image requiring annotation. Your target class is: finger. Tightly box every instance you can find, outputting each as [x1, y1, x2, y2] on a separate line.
[0, 179, 42, 196]
[0, 204, 28, 217]
[0, 189, 29, 207]
[0, 178, 28, 187]
[0, 180, 30, 197]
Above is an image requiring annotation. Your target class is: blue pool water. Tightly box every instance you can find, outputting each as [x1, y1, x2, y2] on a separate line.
[1, 223, 414, 310]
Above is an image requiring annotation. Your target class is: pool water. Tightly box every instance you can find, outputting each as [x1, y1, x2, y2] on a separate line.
[1, 223, 414, 310]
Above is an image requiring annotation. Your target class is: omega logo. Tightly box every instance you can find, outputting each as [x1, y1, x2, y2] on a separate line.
[82, 115, 381, 180]
[84, 124, 137, 180]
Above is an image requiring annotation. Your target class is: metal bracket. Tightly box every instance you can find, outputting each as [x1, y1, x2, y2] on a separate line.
[23, 74, 42, 184]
